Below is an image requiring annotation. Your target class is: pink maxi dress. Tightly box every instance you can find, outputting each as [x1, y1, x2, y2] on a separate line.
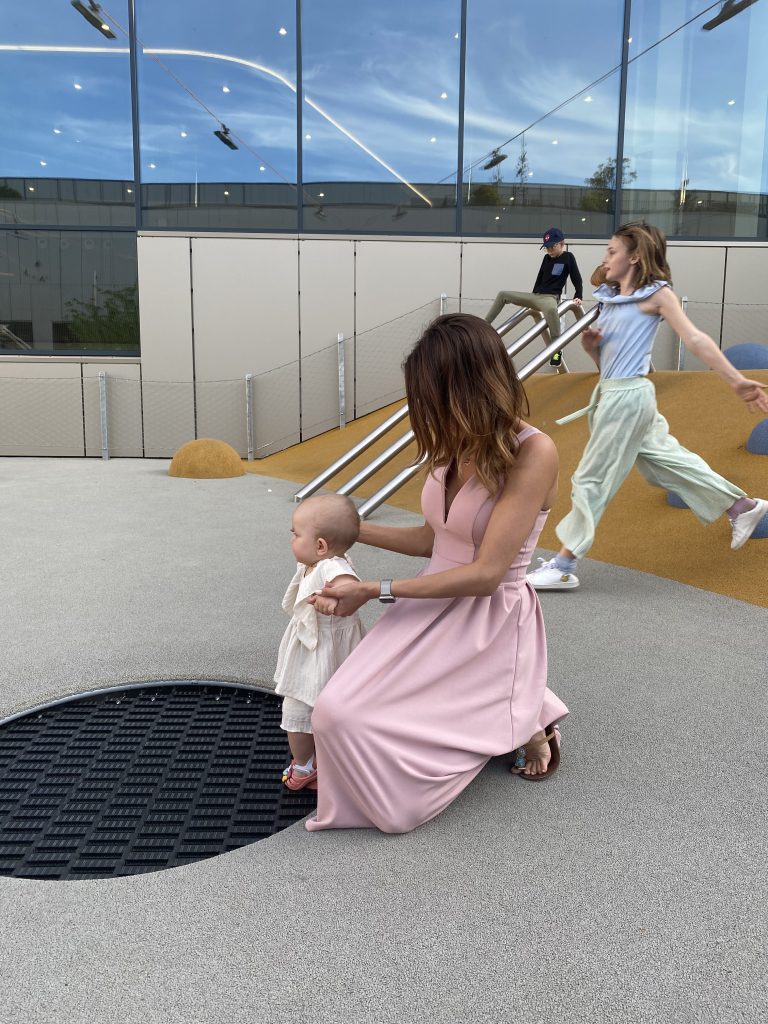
[305, 426, 568, 834]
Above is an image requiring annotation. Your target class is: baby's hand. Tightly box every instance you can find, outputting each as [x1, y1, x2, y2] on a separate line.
[309, 593, 339, 616]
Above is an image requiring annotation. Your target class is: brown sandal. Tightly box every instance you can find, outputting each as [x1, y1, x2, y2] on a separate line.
[510, 725, 561, 782]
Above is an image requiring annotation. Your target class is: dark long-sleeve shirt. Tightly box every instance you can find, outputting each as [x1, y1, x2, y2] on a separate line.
[532, 251, 583, 300]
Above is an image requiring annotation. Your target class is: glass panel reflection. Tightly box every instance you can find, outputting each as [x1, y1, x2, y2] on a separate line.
[622, 0, 768, 238]
[0, 231, 139, 354]
[300, 0, 461, 233]
[463, 0, 624, 237]
[137, 1, 298, 230]
[0, 1, 135, 227]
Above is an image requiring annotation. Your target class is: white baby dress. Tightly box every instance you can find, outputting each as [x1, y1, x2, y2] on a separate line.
[273, 555, 365, 707]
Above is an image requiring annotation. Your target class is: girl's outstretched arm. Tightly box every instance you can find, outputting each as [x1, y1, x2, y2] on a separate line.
[654, 288, 768, 414]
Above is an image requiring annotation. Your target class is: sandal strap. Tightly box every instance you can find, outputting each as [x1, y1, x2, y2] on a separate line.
[521, 729, 555, 755]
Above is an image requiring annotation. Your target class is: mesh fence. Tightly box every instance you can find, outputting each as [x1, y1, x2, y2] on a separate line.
[354, 297, 449, 417]
[0, 376, 85, 455]
[0, 299, 766, 458]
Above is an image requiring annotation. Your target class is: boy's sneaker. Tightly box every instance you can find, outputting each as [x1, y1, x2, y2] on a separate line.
[549, 350, 563, 367]
[526, 557, 579, 590]
[730, 498, 768, 550]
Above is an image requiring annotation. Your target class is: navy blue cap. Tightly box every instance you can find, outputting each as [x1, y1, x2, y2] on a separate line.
[540, 227, 565, 249]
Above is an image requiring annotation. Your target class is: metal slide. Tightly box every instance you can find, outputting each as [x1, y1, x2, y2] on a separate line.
[295, 300, 599, 519]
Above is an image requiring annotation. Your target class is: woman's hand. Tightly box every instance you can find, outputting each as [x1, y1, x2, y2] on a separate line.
[581, 326, 602, 352]
[310, 594, 338, 616]
[573, 297, 583, 307]
[733, 377, 768, 414]
[311, 578, 376, 617]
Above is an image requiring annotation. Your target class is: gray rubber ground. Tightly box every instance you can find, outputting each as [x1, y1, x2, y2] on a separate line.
[0, 459, 765, 1024]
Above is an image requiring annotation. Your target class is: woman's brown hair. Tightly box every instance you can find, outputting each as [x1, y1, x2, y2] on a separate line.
[613, 221, 673, 289]
[403, 313, 529, 495]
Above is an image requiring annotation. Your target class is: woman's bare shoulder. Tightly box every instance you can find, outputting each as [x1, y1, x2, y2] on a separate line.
[516, 422, 557, 456]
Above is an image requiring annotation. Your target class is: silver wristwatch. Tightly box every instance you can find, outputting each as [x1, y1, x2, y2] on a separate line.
[378, 579, 396, 603]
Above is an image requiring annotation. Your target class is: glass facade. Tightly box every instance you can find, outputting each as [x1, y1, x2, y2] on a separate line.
[622, 0, 768, 238]
[2, 1, 768, 352]
[0, 231, 139, 355]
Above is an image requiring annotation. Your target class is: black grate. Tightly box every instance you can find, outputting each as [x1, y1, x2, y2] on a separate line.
[0, 684, 316, 880]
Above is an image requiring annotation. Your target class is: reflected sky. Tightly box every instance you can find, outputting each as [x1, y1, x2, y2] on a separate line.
[0, 0, 766, 196]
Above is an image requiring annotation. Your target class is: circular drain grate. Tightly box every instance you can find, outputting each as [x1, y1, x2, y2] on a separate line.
[0, 683, 315, 880]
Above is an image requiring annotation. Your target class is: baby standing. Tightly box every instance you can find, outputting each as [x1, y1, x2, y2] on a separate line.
[274, 494, 364, 790]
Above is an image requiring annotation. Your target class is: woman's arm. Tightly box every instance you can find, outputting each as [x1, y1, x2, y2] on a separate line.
[317, 435, 559, 615]
[653, 289, 768, 412]
[356, 519, 434, 558]
[581, 326, 602, 368]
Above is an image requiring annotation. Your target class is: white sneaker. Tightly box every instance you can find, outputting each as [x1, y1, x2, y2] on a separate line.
[526, 557, 580, 590]
[730, 498, 768, 550]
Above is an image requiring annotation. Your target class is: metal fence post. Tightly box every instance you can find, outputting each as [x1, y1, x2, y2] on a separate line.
[98, 371, 109, 460]
[677, 296, 689, 370]
[337, 333, 346, 429]
[245, 373, 254, 460]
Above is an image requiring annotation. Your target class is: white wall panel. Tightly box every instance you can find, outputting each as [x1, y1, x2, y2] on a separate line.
[460, 240, 543, 318]
[299, 239, 354, 440]
[191, 238, 300, 455]
[722, 247, 768, 353]
[137, 236, 195, 456]
[355, 240, 461, 416]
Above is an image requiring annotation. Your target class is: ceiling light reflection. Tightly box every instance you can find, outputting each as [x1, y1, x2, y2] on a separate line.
[0, 43, 432, 208]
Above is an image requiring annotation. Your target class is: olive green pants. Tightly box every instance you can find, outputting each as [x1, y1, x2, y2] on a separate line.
[484, 290, 582, 342]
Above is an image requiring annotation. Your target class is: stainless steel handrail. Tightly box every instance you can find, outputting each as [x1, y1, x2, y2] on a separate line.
[336, 430, 415, 496]
[355, 304, 599, 519]
[293, 403, 410, 502]
[295, 299, 583, 505]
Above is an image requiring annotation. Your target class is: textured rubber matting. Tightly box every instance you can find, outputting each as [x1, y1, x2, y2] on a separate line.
[0, 684, 316, 880]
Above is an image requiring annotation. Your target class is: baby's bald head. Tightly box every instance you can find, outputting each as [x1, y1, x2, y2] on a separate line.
[296, 494, 360, 554]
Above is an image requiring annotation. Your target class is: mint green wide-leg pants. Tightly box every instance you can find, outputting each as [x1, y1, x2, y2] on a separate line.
[555, 377, 745, 559]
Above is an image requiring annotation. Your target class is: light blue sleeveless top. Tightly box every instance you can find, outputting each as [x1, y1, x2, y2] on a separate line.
[593, 280, 668, 380]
